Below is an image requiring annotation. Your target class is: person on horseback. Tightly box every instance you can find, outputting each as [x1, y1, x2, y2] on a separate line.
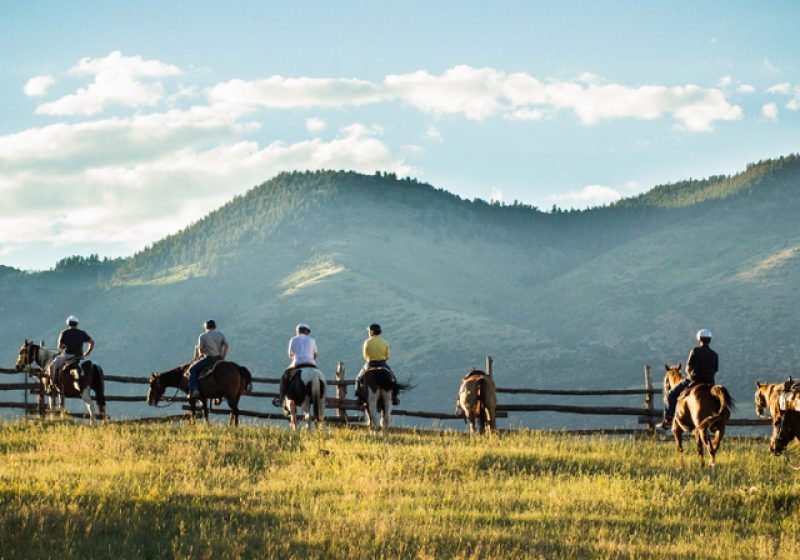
[188, 320, 229, 399]
[274, 323, 318, 406]
[355, 323, 400, 406]
[48, 315, 95, 385]
[661, 328, 718, 430]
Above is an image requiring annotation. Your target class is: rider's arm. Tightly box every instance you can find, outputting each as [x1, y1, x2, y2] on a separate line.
[362, 340, 369, 361]
[313, 340, 318, 360]
[686, 349, 696, 377]
[288, 339, 295, 360]
[57, 332, 66, 352]
[222, 340, 230, 359]
[83, 339, 95, 357]
[385, 342, 390, 361]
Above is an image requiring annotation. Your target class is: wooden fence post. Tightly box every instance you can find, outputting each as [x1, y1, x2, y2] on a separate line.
[336, 361, 347, 425]
[486, 356, 493, 377]
[644, 365, 654, 433]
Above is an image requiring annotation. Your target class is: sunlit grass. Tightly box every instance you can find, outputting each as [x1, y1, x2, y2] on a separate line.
[0, 421, 798, 559]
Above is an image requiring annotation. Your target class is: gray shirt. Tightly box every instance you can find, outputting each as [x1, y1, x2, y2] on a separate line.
[198, 330, 227, 358]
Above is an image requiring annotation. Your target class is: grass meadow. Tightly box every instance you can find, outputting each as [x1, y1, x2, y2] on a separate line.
[0, 421, 798, 559]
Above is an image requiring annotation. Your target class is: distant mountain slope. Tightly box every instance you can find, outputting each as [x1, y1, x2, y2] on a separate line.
[2, 156, 800, 426]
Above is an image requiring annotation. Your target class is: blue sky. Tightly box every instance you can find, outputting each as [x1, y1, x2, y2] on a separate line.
[1, 1, 799, 270]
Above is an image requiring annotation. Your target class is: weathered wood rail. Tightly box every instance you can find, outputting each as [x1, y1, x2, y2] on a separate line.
[0, 360, 771, 430]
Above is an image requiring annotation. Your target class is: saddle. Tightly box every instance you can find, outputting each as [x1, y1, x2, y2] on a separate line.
[778, 380, 800, 412]
[463, 369, 488, 382]
[53, 357, 83, 392]
[186, 357, 222, 381]
[678, 380, 712, 400]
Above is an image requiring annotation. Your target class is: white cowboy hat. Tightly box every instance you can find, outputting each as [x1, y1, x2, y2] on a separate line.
[696, 328, 712, 340]
[66, 315, 79, 325]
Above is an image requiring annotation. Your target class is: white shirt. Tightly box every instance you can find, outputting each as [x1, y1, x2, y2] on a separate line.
[288, 334, 317, 366]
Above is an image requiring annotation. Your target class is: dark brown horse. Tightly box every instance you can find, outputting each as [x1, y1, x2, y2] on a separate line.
[16, 339, 106, 422]
[663, 363, 734, 467]
[147, 361, 251, 426]
[455, 369, 497, 435]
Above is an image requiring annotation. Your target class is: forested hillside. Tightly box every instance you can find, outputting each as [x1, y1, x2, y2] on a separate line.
[2, 155, 799, 426]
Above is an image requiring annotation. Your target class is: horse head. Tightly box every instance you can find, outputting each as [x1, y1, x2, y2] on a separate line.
[755, 381, 770, 418]
[663, 363, 683, 396]
[769, 411, 797, 456]
[146, 372, 165, 406]
[15, 339, 35, 371]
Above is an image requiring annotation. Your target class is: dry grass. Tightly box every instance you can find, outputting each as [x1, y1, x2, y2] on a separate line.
[0, 421, 798, 559]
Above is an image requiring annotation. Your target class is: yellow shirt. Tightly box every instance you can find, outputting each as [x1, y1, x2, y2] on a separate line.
[363, 335, 390, 362]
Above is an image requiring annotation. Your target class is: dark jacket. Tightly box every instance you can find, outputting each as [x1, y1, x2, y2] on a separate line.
[686, 344, 718, 383]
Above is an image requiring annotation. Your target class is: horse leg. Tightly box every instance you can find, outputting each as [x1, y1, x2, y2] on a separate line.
[696, 432, 707, 467]
[366, 393, 378, 432]
[189, 398, 196, 423]
[673, 423, 684, 453]
[80, 386, 95, 425]
[381, 393, 391, 430]
[303, 397, 312, 430]
[202, 400, 210, 424]
[288, 401, 298, 431]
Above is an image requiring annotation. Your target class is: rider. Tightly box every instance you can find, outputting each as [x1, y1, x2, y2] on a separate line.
[274, 323, 318, 407]
[48, 315, 95, 385]
[355, 323, 400, 406]
[660, 328, 718, 430]
[188, 320, 229, 398]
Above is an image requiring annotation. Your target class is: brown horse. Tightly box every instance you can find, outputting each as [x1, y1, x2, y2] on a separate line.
[16, 339, 106, 422]
[663, 363, 734, 467]
[768, 382, 800, 458]
[754, 380, 784, 419]
[147, 361, 252, 426]
[455, 369, 497, 435]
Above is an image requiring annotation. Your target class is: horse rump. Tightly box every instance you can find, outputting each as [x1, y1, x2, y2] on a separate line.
[697, 385, 734, 431]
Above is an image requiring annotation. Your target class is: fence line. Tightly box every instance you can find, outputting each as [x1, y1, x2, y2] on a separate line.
[0, 359, 771, 430]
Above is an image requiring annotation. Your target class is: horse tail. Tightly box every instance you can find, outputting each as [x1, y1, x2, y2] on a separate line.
[238, 366, 252, 393]
[697, 385, 734, 431]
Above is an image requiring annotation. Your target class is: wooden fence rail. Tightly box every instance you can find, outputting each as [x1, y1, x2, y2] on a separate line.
[0, 359, 772, 431]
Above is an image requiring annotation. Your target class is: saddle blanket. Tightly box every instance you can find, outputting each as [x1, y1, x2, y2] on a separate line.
[778, 391, 800, 412]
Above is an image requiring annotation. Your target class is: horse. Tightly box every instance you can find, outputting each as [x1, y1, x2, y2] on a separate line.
[16, 338, 106, 423]
[361, 367, 408, 431]
[147, 361, 252, 426]
[455, 369, 497, 435]
[282, 367, 326, 431]
[754, 380, 784, 419]
[663, 363, 734, 467]
[767, 381, 800, 459]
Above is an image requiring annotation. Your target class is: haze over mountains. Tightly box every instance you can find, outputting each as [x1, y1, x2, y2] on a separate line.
[2, 155, 799, 426]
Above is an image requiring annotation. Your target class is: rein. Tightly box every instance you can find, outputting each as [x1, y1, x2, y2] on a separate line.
[154, 385, 183, 408]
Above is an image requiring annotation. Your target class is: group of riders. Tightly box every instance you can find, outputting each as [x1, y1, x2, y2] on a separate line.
[45, 315, 399, 411]
[48, 312, 716, 424]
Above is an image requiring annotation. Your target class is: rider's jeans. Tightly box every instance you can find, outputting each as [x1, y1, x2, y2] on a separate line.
[189, 356, 216, 391]
[664, 379, 693, 419]
[49, 353, 75, 378]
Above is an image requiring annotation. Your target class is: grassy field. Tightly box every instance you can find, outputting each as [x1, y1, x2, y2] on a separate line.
[0, 421, 798, 559]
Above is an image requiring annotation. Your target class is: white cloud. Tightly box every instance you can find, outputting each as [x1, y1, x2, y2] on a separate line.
[305, 117, 326, 133]
[425, 125, 443, 141]
[205, 65, 741, 132]
[718, 76, 733, 87]
[767, 83, 791, 94]
[737, 84, 756, 94]
[0, 123, 410, 253]
[762, 103, 778, 121]
[24, 75, 56, 97]
[35, 51, 181, 116]
[490, 187, 503, 204]
[547, 184, 621, 208]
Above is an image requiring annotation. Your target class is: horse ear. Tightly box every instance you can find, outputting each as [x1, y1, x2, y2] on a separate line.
[664, 364, 669, 371]
[24, 338, 28, 344]
[755, 380, 761, 388]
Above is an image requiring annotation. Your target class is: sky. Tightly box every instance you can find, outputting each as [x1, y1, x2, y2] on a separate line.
[1, 0, 799, 270]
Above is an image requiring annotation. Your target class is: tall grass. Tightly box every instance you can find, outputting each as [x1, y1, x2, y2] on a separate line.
[0, 421, 798, 559]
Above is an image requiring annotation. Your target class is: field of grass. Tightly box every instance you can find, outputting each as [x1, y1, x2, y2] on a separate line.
[0, 421, 798, 559]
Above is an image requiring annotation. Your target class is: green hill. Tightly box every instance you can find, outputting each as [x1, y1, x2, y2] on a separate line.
[2, 156, 800, 424]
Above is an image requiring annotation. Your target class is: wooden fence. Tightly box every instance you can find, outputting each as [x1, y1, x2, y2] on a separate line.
[0, 360, 771, 430]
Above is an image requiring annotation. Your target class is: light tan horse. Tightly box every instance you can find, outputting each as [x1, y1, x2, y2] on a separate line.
[754, 380, 784, 419]
[455, 369, 497, 435]
[663, 364, 734, 467]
